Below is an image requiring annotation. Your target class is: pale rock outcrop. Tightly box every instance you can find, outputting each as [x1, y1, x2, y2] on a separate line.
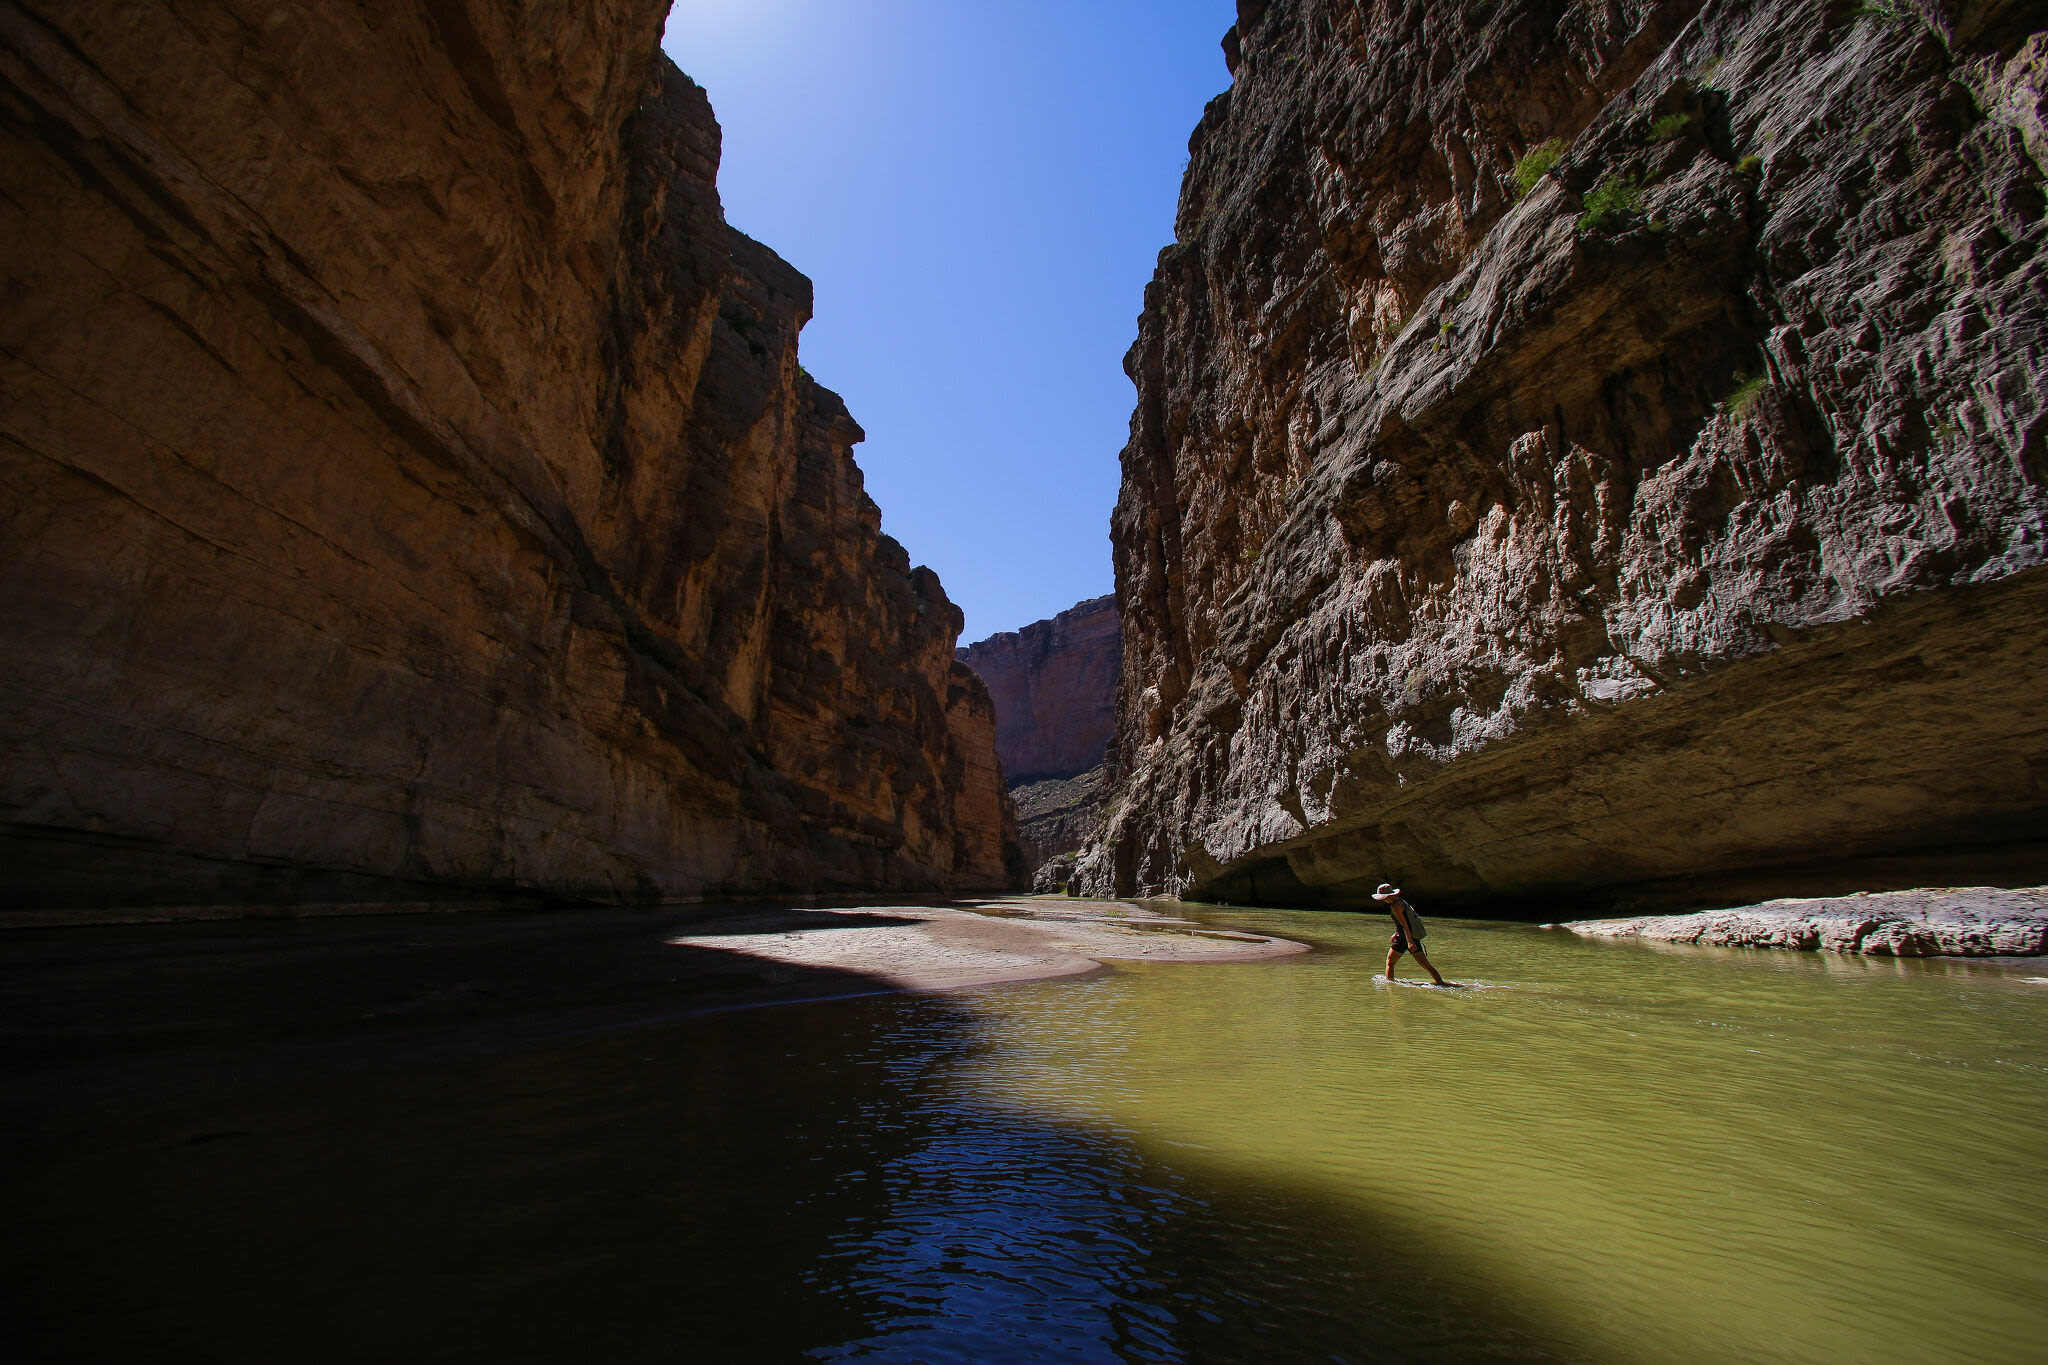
[1566, 886, 2048, 954]
[1033, 854, 1080, 895]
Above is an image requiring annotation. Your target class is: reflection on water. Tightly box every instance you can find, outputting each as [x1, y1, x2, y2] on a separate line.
[5, 910, 2045, 1363]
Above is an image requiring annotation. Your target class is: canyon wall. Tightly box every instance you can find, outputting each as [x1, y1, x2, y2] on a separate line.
[1077, 0, 2048, 911]
[958, 595, 1121, 784]
[0, 0, 1023, 908]
[958, 594, 1120, 870]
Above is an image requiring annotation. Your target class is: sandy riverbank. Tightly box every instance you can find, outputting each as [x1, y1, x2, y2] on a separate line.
[669, 898, 1307, 992]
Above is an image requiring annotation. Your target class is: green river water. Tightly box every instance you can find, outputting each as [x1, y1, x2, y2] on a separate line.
[7, 907, 2046, 1362]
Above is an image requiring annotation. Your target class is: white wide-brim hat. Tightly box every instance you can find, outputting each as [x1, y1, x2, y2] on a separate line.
[1372, 884, 1401, 901]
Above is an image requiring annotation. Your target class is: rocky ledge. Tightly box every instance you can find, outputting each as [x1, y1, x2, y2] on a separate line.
[1565, 886, 2048, 955]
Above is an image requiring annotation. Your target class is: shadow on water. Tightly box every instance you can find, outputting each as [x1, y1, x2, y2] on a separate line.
[0, 906, 924, 1079]
[0, 912, 1593, 1364]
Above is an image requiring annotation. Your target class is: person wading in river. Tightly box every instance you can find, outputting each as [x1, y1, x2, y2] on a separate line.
[1373, 884, 1449, 986]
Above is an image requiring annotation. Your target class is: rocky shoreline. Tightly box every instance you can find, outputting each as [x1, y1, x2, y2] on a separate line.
[1563, 887, 2048, 957]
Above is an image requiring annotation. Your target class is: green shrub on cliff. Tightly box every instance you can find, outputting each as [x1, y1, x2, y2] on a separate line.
[1511, 139, 1567, 200]
[1576, 172, 1647, 233]
[1725, 372, 1770, 420]
[1649, 112, 1691, 142]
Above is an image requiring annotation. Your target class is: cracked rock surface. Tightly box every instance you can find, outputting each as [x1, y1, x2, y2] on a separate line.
[1011, 764, 1111, 876]
[1077, 0, 2048, 911]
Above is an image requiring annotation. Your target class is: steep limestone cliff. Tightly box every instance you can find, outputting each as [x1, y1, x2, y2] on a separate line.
[958, 595, 1121, 784]
[959, 594, 1121, 869]
[0, 0, 1021, 907]
[1079, 0, 2048, 910]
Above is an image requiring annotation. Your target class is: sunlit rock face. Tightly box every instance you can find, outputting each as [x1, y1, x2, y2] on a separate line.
[1076, 0, 2048, 911]
[0, 0, 1021, 907]
[959, 595, 1121, 870]
[959, 596, 1121, 785]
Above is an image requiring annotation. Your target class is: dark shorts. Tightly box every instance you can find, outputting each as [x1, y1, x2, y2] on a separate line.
[1390, 932, 1414, 953]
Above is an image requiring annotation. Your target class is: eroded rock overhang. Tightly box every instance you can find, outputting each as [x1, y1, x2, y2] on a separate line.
[1078, 0, 2048, 912]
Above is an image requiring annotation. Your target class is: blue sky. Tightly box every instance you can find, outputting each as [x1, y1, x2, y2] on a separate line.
[660, 0, 1236, 642]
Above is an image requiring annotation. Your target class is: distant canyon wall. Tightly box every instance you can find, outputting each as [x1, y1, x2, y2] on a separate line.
[958, 595, 1121, 785]
[0, 0, 1022, 907]
[1077, 0, 2048, 911]
[959, 594, 1120, 868]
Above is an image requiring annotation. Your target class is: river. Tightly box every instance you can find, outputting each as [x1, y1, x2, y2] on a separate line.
[5, 906, 2044, 1362]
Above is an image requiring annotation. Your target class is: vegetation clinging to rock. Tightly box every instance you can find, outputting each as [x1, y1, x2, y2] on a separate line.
[1725, 372, 1770, 420]
[1511, 138, 1568, 199]
[1576, 171, 1647, 232]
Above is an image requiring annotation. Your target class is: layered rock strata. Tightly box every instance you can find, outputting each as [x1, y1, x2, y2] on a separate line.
[1078, 0, 2048, 910]
[1566, 886, 2048, 955]
[959, 594, 1120, 870]
[0, 0, 1021, 907]
[958, 594, 1121, 784]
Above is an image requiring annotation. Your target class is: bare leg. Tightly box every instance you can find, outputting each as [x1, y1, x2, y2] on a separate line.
[1408, 945, 1448, 986]
[1385, 945, 1401, 979]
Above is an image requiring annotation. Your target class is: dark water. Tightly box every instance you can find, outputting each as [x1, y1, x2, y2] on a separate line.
[4, 909, 2045, 1363]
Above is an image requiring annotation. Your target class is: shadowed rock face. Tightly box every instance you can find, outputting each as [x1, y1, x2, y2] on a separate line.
[1011, 764, 1109, 878]
[959, 596, 1120, 869]
[1076, 0, 2048, 911]
[0, 0, 1021, 907]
